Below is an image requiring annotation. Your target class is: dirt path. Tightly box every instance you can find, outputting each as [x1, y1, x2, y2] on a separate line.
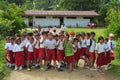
[7, 61, 118, 80]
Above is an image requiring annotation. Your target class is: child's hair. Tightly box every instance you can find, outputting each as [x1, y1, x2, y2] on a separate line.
[76, 33, 81, 37]
[35, 33, 40, 36]
[81, 32, 86, 36]
[73, 38, 78, 43]
[91, 32, 95, 35]
[15, 38, 21, 43]
[65, 34, 69, 38]
[104, 38, 108, 42]
[6, 36, 10, 41]
[15, 33, 20, 37]
[29, 36, 34, 41]
[27, 32, 33, 36]
[86, 33, 91, 37]
[42, 31, 47, 35]
[10, 37, 14, 40]
[98, 36, 104, 42]
[58, 34, 64, 38]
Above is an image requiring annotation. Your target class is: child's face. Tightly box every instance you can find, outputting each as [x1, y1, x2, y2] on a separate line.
[48, 34, 53, 39]
[10, 39, 14, 43]
[86, 35, 90, 39]
[74, 41, 78, 45]
[17, 40, 21, 44]
[104, 40, 108, 44]
[35, 36, 40, 40]
[91, 34, 95, 39]
[64, 36, 69, 41]
[99, 39, 104, 43]
[109, 36, 113, 40]
[59, 36, 63, 40]
[29, 38, 34, 43]
[82, 34, 85, 38]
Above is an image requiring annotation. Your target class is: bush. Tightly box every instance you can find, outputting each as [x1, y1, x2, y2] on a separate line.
[0, 3, 26, 36]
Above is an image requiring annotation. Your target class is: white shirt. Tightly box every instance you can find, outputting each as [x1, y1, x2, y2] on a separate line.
[44, 39, 56, 49]
[57, 40, 64, 50]
[13, 44, 24, 52]
[34, 40, 39, 49]
[105, 43, 110, 52]
[26, 41, 34, 52]
[40, 36, 45, 48]
[5, 43, 15, 51]
[86, 39, 90, 46]
[73, 44, 77, 53]
[21, 38, 29, 47]
[95, 43, 106, 54]
[78, 42, 81, 49]
[108, 40, 116, 50]
[89, 39, 96, 52]
[81, 39, 87, 48]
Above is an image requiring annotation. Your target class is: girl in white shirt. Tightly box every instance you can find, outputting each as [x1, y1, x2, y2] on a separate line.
[56, 35, 64, 71]
[13, 38, 25, 70]
[26, 37, 35, 71]
[95, 36, 106, 72]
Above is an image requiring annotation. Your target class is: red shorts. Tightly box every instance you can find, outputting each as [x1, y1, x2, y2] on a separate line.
[89, 52, 96, 59]
[39, 48, 45, 59]
[96, 52, 105, 67]
[46, 49, 56, 61]
[15, 52, 25, 66]
[8, 50, 15, 64]
[34, 48, 39, 59]
[65, 56, 74, 63]
[80, 48, 87, 57]
[27, 52, 34, 61]
[105, 51, 111, 65]
[57, 50, 64, 61]
[74, 51, 80, 61]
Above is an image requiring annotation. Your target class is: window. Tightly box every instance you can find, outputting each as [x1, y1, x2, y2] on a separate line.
[53, 17, 58, 18]
[35, 16, 46, 18]
[66, 17, 77, 19]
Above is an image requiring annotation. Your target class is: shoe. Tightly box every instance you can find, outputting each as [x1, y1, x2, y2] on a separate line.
[105, 67, 108, 71]
[40, 67, 45, 71]
[27, 68, 31, 71]
[57, 68, 64, 71]
[90, 67, 96, 71]
[19, 66, 23, 70]
[14, 66, 18, 70]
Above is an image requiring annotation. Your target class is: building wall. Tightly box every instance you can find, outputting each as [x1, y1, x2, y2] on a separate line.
[64, 17, 90, 27]
[24, 18, 29, 26]
[33, 16, 60, 27]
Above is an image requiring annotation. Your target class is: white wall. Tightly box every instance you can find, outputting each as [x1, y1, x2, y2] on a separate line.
[64, 17, 90, 27]
[33, 16, 60, 27]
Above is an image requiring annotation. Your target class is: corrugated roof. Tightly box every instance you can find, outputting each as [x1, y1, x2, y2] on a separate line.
[24, 10, 99, 17]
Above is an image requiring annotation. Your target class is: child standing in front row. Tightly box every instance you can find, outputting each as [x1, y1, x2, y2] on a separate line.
[95, 36, 106, 72]
[13, 38, 25, 70]
[26, 37, 35, 71]
[56, 35, 64, 71]
[64, 34, 74, 73]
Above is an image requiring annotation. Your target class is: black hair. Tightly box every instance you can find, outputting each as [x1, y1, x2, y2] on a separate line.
[86, 33, 91, 36]
[27, 32, 33, 36]
[104, 38, 108, 42]
[81, 32, 86, 36]
[15, 38, 21, 43]
[15, 33, 20, 37]
[98, 36, 104, 42]
[91, 32, 95, 35]
[10, 37, 14, 40]
[73, 38, 78, 42]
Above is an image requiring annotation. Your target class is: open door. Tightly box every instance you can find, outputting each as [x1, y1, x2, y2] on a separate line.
[28, 16, 33, 28]
[59, 17, 64, 26]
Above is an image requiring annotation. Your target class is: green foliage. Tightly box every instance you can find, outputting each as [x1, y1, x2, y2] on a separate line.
[0, 3, 26, 36]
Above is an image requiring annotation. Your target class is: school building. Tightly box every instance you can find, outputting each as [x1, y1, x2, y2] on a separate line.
[23, 10, 99, 27]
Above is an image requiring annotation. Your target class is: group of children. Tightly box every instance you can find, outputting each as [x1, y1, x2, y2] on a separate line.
[5, 27, 116, 73]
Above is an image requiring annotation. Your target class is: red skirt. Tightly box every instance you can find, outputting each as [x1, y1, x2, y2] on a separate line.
[96, 52, 105, 67]
[39, 48, 45, 59]
[46, 49, 56, 61]
[105, 51, 111, 65]
[8, 50, 14, 64]
[34, 48, 39, 59]
[57, 50, 64, 61]
[27, 52, 34, 61]
[80, 48, 87, 57]
[65, 56, 74, 63]
[89, 52, 96, 59]
[15, 52, 25, 66]
[74, 51, 80, 61]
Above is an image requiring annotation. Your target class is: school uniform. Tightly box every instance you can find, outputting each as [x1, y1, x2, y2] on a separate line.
[77, 42, 82, 58]
[5, 43, 11, 62]
[108, 40, 116, 60]
[89, 39, 96, 59]
[34, 40, 39, 59]
[13, 44, 25, 66]
[80, 39, 87, 56]
[104, 43, 111, 65]
[5, 43, 15, 64]
[57, 40, 64, 62]
[39, 36, 45, 59]
[26, 41, 34, 61]
[44, 39, 56, 61]
[73, 44, 79, 61]
[95, 43, 106, 67]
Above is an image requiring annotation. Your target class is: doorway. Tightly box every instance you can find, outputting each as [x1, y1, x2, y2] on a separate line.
[59, 17, 64, 26]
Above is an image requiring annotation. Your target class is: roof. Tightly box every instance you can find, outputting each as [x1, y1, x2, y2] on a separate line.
[24, 10, 99, 17]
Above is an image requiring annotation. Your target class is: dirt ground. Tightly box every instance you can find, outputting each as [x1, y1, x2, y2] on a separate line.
[6, 60, 119, 80]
